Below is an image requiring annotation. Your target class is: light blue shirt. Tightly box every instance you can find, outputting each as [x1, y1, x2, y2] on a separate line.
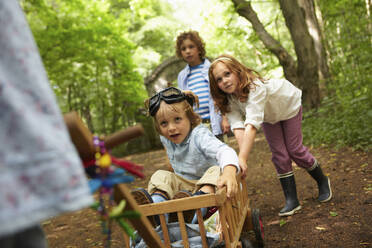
[177, 59, 223, 135]
[160, 125, 239, 180]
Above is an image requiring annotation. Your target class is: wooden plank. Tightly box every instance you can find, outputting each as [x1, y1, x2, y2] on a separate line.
[237, 205, 250, 234]
[231, 196, 238, 224]
[177, 212, 189, 248]
[63, 111, 94, 161]
[215, 187, 228, 205]
[226, 201, 235, 243]
[196, 210, 208, 248]
[218, 205, 231, 248]
[139, 194, 220, 216]
[114, 184, 163, 248]
[159, 215, 170, 247]
[123, 232, 130, 248]
[242, 179, 249, 205]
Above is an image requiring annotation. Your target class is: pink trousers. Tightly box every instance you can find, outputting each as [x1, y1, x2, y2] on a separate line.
[262, 107, 315, 177]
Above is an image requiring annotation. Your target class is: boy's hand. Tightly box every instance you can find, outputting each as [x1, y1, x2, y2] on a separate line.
[218, 165, 238, 198]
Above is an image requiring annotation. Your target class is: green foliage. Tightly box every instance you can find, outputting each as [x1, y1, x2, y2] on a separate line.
[206, 0, 295, 77]
[303, 96, 371, 151]
[129, 1, 181, 77]
[23, 0, 147, 136]
[22, 0, 371, 153]
[303, 0, 371, 151]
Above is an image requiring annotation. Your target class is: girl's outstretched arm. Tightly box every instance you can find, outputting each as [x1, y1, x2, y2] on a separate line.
[233, 124, 257, 178]
[221, 115, 231, 134]
[218, 165, 238, 198]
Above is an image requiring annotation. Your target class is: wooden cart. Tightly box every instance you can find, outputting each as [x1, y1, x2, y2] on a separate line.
[114, 174, 264, 248]
[64, 111, 264, 248]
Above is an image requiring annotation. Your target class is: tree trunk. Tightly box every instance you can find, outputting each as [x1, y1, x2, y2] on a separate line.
[231, 0, 321, 109]
[110, 59, 121, 134]
[279, 0, 320, 109]
[231, 0, 298, 86]
[298, 0, 330, 90]
[82, 105, 94, 133]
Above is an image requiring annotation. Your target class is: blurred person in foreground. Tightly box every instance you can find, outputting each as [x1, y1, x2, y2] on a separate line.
[0, 2, 93, 247]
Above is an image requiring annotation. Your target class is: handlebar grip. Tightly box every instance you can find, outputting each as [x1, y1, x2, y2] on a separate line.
[104, 125, 144, 149]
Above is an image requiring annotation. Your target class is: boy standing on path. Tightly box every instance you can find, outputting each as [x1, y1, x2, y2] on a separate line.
[176, 31, 230, 141]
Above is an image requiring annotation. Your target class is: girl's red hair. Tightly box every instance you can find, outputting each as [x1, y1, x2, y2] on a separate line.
[208, 54, 263, 115]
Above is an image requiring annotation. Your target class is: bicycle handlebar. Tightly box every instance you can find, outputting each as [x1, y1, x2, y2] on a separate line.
[64, 111, 144, 161]
[104, 125, 144, 149]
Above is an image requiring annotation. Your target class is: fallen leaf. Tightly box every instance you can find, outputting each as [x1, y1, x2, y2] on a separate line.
[330, 211, 338, 217]
[316, 226, 326, 231]
[279, 219, 286, 227]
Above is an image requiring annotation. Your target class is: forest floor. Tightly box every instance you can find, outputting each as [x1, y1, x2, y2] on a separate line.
[43, 132, 371, 248]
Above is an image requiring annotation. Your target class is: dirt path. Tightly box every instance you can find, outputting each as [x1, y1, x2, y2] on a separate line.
[44, 133, 371, 247]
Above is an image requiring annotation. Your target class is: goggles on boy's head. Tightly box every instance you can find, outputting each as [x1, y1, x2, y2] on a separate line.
[148, 87, 194, 116]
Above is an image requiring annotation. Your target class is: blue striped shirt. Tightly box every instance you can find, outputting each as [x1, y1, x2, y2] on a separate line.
[188, 64, 210, 120]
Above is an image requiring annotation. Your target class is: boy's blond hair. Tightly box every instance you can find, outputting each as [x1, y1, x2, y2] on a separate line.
[145, 90, 202, 134]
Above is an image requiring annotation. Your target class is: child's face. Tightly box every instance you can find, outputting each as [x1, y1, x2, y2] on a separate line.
[156, 103, 191, 144]
[212, 62, 239, 95]
[180, 39, 202, 67]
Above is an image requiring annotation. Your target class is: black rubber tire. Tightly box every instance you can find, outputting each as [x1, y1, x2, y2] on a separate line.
[241, 237, 254, 248]
[252, 208, 264, 247]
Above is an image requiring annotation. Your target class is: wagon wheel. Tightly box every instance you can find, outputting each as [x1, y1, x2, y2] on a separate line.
[251, 208, 264, 248]
[240, 236, 254, 248]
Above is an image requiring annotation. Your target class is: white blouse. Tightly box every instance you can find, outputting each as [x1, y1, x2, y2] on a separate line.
[227, 78, 302, 130]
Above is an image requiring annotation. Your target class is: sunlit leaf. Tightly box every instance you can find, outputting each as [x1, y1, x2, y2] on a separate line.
[330, 211, 338, 217]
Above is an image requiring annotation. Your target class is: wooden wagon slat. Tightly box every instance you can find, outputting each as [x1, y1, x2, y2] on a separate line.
[114, 184, 163, 248]
[218, 204, 231, 248]
[116, 175, 257, 248]
[196, 210, 209, 248]
[226, 200, 236, 238]
[123, 231, 130, 247]
[232, 196, 239, 225]
[177, 212, 189, 248]
[139, 193, 225, 216]
[159, 214, 171, 247]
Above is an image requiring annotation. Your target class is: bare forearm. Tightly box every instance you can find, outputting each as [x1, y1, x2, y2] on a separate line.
[234, 125, 256, 162]
[233, 128, 245, 148]
[221, 115, 230, 134]
[239, 125, 256, 161]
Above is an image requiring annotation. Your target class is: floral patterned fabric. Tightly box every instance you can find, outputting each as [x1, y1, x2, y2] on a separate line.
[0, 1, 93, 237]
